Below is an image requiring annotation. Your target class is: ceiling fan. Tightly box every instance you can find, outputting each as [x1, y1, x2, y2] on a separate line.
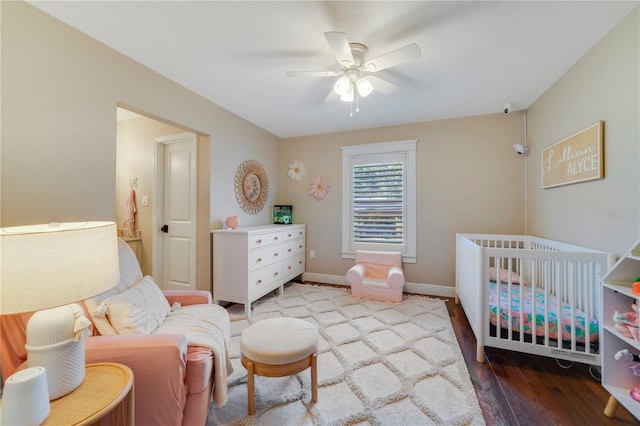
[286, 32, 421, 114]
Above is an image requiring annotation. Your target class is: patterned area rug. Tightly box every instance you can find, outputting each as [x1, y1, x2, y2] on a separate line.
[207, 283, 485, 425]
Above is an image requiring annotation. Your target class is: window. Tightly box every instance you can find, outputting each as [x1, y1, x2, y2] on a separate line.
[341, 140, 417, 263]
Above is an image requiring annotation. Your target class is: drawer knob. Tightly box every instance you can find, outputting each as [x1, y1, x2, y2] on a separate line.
[298, 260, 303, 264]
[256, 258, 262, 262]
[256, 239, 262, 244]
[274, 236, 279, 241]
[287, 233, 292, 238]
[288, 266, 292, 270]
[288, 248, 292, 252]
[256, 279, 262, 285]
[274, 253, 279, 257]
[298, 245, 303, 249]
[274, 272, 279, 277]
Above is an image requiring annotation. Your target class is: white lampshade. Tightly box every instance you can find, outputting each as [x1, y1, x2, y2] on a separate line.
[356, 77, 374, 97]
[0, 221, 119, 315]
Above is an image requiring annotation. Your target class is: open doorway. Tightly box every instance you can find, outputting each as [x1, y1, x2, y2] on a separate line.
[116, 107, 211, 291]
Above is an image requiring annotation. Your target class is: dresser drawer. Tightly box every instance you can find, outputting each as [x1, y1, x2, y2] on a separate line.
[248, 262, 281, 294]
[282, 239, 304, 258]
[282, 253, 304, 278]
[248, 231, 282, 249]
[282, 227, 305, 241]
[248, 245, 281, 271]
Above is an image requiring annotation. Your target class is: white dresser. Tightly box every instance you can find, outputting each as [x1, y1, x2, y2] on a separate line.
[212, 224, 305, 317]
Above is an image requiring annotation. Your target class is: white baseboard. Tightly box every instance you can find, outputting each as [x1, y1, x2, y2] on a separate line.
[301, 272, 456, 299]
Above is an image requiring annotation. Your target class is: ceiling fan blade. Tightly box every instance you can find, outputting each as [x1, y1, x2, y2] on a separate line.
[367, 76, 399, 95]
[365, 43, 421, 72]
[285, 70, 338, 77]
[324, 31, 354, 67]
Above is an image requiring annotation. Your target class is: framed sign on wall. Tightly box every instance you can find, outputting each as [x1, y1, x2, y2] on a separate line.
[541, 120, 604, 189]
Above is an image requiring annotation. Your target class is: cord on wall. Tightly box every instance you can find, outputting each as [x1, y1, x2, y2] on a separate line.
[523, 110, 528, 235]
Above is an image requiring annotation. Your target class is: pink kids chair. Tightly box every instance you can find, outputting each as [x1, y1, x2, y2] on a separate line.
[346, 250, 405, 302]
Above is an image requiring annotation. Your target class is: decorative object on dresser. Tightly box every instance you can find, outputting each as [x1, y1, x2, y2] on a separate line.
[225, 215, 240, 229]
[212, 224, 305, 317]
[601, 237, 640, 421]
[273, 205, 293, 224]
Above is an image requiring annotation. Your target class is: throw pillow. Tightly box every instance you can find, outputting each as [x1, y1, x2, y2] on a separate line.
[103, 276, 171, 334]
[489, 267, 523, 284]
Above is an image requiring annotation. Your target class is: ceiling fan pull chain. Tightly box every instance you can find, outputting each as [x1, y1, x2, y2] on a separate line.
[355, 87, 360, 113]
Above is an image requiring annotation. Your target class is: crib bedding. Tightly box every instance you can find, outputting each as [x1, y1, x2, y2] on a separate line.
[488, 280, 598, 343]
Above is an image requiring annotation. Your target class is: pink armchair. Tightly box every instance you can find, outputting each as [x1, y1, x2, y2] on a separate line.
[1, 239, 231, 426]
[346, 250, 405, 302]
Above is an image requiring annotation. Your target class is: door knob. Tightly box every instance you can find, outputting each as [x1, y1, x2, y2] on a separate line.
[161, 225, 169, 233]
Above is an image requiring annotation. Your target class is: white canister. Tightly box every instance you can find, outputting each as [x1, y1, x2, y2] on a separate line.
[1, 366, 50, 425]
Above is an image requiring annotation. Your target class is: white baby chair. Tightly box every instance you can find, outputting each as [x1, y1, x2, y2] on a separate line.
[346, 250, 405, 302]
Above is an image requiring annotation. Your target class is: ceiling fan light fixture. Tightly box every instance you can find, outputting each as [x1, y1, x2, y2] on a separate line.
[333, 75, 351, 96]
[340, 83, 354, 102]
[356, 77, 373, 97]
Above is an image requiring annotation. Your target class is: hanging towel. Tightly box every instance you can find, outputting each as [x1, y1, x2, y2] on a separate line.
[124, 188, 137, 236]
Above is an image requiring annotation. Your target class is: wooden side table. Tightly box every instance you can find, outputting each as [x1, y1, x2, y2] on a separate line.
[43, 362, 134, 426]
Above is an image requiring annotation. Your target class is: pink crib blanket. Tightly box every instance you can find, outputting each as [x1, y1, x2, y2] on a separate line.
[488, 280, 598, 343]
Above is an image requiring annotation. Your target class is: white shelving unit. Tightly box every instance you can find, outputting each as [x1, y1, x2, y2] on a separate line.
[601, 238, 640, 420]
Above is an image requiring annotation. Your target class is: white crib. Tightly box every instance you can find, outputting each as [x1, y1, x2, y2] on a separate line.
[456, 233, 614, 366]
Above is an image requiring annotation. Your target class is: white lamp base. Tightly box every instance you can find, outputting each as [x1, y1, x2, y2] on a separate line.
[25, 304, 89, 400]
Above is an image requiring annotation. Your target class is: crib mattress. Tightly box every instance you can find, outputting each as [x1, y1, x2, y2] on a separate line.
[488, 281, 598, 343]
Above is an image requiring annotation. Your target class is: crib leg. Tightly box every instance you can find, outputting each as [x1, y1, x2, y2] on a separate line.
[454, 292, 459, 304]
[476, 345, 485, 363]
[604, 395, 619, 418]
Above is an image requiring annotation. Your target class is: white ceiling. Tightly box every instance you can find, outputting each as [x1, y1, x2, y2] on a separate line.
[29, 1, 637, 138]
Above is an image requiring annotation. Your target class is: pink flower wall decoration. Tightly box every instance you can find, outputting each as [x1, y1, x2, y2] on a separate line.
[308, 175, 329, 200]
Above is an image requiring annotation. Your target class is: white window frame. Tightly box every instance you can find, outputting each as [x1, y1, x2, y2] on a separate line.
[341, 139, 417, 263]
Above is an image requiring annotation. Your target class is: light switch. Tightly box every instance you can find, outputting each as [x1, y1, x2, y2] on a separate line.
[141, 195, 149, 206]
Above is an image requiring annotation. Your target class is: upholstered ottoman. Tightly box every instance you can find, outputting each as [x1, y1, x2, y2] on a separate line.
[240, 317, 319, 415]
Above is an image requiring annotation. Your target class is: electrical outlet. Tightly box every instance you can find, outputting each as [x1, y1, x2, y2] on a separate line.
[141, 195, 149, 206]
[310, 250, 315, 259]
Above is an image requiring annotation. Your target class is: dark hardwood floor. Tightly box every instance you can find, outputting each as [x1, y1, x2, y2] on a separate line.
[444, 296, 638, 426]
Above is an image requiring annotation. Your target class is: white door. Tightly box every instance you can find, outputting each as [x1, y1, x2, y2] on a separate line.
[154, 133, 197, 290]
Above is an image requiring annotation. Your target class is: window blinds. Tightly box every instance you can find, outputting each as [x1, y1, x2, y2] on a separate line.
[352, 162, 404, 244]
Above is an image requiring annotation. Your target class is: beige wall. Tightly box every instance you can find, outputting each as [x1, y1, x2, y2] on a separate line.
[526, 7, 639, 256]
[280, 112, 526, 288]
[1, 1, 281, 292]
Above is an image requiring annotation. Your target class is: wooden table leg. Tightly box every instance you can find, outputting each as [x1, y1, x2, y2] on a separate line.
[604, 395, 619, 418]
[247, 361, 255, 415]
[311, 353, 317, 403]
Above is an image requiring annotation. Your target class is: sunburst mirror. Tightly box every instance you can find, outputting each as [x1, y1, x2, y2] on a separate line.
[234, 159, 269, 214]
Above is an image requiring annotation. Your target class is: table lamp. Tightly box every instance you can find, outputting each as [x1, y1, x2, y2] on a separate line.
[0, 221, 119, 405]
